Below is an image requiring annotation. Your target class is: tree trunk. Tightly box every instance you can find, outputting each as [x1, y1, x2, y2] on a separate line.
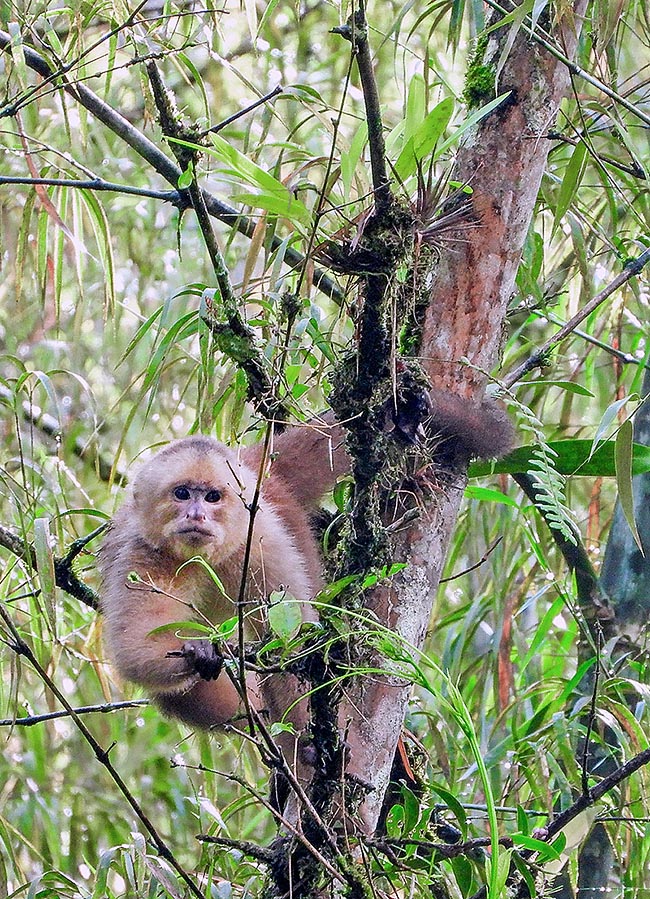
[340, 1, 590, 833]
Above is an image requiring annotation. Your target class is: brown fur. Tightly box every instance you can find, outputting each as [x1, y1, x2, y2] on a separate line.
[99, 421, 347, 738]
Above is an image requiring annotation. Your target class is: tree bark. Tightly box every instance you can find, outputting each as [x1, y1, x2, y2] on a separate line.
[340, 1, 590, 833]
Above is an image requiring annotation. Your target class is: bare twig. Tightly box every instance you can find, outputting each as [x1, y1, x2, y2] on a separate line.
[184, 763, 348, 885]
[0, 700, 149, 727]
[0, 175, 183, 204]
[581, 632, 601, 797]
[145, 59, 287, 421]
[333, 5, 392, 214]
[200, 85, 283, 137]
[439, 537, 503, 583]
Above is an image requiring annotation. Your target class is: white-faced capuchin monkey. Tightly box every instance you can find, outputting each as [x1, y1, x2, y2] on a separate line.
[98, 420, 348, 778]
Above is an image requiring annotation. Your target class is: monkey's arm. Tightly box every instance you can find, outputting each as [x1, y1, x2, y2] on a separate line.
[101, 577, 262, 726]
[244, 415, 349, 510]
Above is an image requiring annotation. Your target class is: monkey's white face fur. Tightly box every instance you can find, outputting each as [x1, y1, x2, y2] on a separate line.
[132, 437, 254, 564]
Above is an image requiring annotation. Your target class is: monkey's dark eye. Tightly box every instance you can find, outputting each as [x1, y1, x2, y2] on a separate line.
[204, 489, 222, 504]
[173, 486, 191, 501]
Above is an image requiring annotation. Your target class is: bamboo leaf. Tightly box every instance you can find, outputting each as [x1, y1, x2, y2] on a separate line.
[469, 439, 650, 478]
[615, 418, 643, 553]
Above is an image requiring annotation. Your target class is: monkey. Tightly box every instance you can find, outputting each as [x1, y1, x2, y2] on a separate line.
[98, 421, 349, 755]
[98, 394, 512, 786]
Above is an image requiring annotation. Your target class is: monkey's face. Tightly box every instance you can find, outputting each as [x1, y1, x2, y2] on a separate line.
[133, 440, 253, 564]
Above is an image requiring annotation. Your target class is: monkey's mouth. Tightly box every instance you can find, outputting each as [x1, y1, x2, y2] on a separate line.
[177, 526, 215, 542]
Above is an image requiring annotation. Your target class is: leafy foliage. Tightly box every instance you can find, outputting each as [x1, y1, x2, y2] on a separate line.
[0, 0, 649, 897]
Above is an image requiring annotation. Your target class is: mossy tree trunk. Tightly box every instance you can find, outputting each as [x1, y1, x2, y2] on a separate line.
[340, 0, 590, 834]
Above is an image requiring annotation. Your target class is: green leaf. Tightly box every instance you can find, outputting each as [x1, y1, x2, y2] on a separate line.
[233, 191, 311, 225]
[429, 783, 468, 838]
[469, 439, 650, 478]
[615, 419, 643, 552]
[592, 396, 630, 448]
[434, 92, 511, 159]
[203, 133, 298, 199]
[341, 121, 368, 201]
[512, 833, 562, 860]
[552, 140, 588, 234]
[148, 621, 214, 636]
[393, 97, 455, 181]
[177, 162, 194, 189]
[464, 485, 520, 506]
[511, 852, 537, 898]
[267, 591, 302, 640]
[404, 73, 426, 144]
[522, 380, 594, 397]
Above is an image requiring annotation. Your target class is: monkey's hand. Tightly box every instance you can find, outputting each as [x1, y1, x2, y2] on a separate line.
[173, 641, 224, 681]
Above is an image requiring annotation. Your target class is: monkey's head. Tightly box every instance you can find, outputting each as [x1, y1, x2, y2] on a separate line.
[132, 437, 255, 564]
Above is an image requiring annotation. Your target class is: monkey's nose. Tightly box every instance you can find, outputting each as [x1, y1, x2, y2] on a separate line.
[186, 503, 206, 522]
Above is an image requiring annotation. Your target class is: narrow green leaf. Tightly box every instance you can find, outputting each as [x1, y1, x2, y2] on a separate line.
[405, 73, 426, 143]
[178, 163, 194, 189]
[615, 419, 643, 553]
[552, 140, 588, 234]
[341, 121, 368, 201]
[464, 485, 520, 506]
[394, 97, 455, 180]
[434, 93, 511, 159]
[511, 833, 562, 860]
[469, 439, 650, 478]
[592, 396, 629, 449]
[233, 191, 311, 225]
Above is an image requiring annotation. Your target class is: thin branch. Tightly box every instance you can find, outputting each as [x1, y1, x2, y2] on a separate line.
[545, 130, 647, 180]
[185, 763, 348, 886]
[504, 248, 650, 388]
[542, 746, 650, 845]
[0, 175, 183, 204]
[581, 632, 601, 797]
[0, 603, 204, 899]
[372, 835, 512, 861]
[145, 59, 286, 421]
[468, 745, 650, 899]
[200, 85, 283, 137]
[439, 536, 503, 583]
[1, 0, 150, 119]
[524, 307, 642, 367]
[333, 6, 392, 214]
[0, 29, 343, 303]
[0, 700, 149, 727]
[0, 523, 100, 610]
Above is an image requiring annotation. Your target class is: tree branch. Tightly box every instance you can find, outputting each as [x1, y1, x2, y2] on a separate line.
[0, 523, 100, 610]
[0, 700, 148, 727]
[0, 29, 343, 303]
[0, 602, 204, 899]
[504, 248, 650, 388]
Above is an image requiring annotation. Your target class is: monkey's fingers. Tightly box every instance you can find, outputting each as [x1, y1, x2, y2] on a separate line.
[177, 640, 225, 681]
